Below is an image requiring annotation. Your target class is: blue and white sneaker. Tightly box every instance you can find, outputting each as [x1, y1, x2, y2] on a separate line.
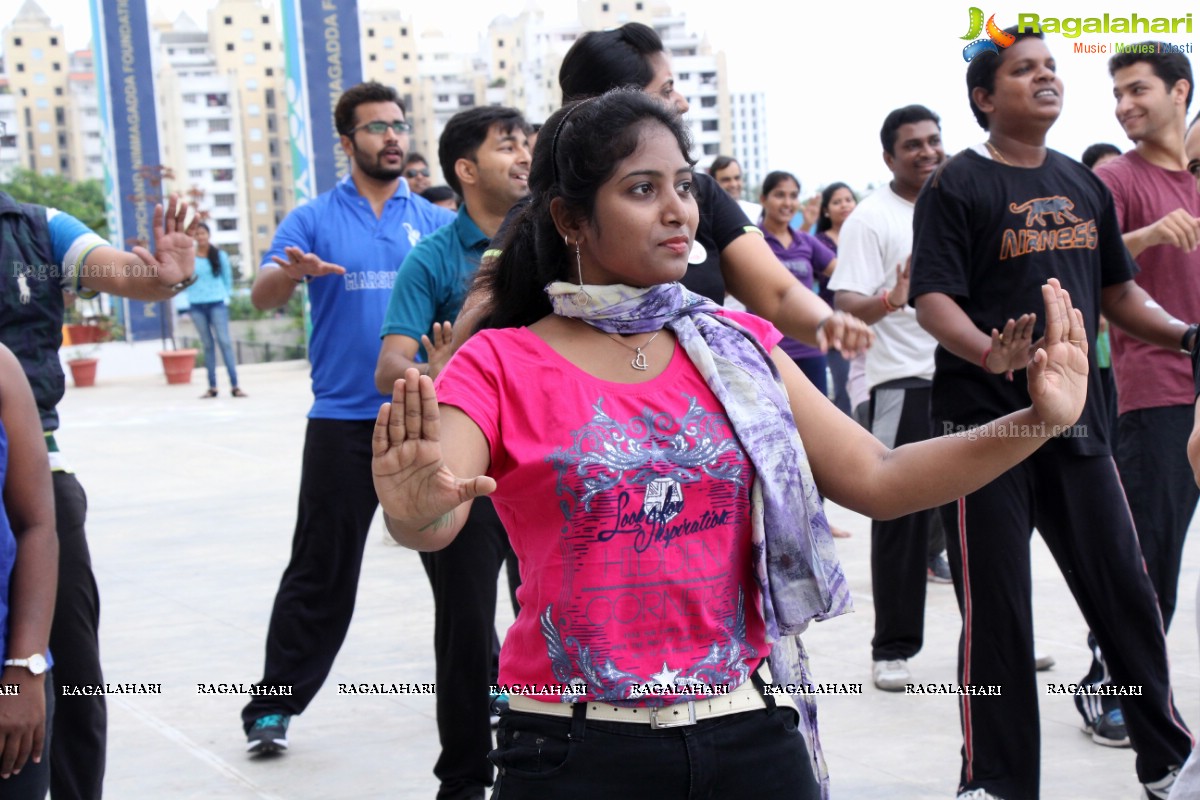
[1084, 707, 1130, 748]
[247, 714, 290, 754]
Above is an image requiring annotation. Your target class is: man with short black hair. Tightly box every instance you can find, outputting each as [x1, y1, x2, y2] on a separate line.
[1071, 42, 1200, 751]
[910, 30, 1192, 800]
[242, 81, 453, 754]
[708, 155, 762, 222]
[376, 105, 529, 800]
[404, 152, 433, 195]
[828, 104, 947, 692]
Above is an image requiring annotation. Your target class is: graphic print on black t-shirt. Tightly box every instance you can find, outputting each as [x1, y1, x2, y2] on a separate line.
[539, 395, 758, 705]
[1000, 195, 1098, 261]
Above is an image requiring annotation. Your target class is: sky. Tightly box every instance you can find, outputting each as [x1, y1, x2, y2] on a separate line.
[23, 0, 1200, 195]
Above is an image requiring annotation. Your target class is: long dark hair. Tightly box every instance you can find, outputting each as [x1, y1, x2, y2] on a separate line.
[816, 182, 854, 234]
[477, 89, 693, 330]
[197, 222, 221, 278]
[559, 23, 664, 102]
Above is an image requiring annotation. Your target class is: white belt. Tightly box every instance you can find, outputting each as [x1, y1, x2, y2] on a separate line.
[506, 664, 772, 729]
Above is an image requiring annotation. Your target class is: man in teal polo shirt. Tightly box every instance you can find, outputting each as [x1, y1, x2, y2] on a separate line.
[376, 105, 529, 800]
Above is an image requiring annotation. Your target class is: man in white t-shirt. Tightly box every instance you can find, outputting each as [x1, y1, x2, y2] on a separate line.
[827, 105, 946, 691]
[708, 155, 763, 223]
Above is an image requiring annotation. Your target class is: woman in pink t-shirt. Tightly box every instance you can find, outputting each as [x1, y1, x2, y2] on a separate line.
[371, 89, 1091, 800]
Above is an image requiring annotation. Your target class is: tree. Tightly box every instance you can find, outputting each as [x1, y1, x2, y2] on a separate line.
[0, 168, 108, 239]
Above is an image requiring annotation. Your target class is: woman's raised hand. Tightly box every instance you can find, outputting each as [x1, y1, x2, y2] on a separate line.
[371, 369, 495, 531]
[1027, 278, 1089, 431]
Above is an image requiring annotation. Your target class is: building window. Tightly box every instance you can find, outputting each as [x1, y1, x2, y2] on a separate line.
[58, 132, 67, 146]
[253, 176, 265, 189]
[255, 201, 268, 214]
[636, 1, 643, 7]
[251, 153, 264, 166]
[384, 60, 396, 72]
[257, 225, 269, 236]
[212, 168, 233, 181]
[367, 27, 375, 37]
[52, 62, 61, 71]
[403, 76, 411, 85]
[39, 145, 53, 156]
[261, 14, 270, 24]
[249, 128, 263, 141]
[225, 43, 234, 51]
[383, 37, 394, 49]
[54, 106, 65, 125]
[35, 98, 47, 109]
[49, 36, 57, 46]
[247, 104, 261, 116]
[188, 169, 203, 178]
[703, 143, 718, 155]
[208, 119, 231, 133]
[243, 53, 257, 65]
[54, 87, 62, 95]
[498, 59, 505, 69]
[246, 79, 258, 90]
[183, 93, 197, 103]
[37, 122, 50, 133]
[701, 96, 717, 108]
[400, 27, 408, 36]
[265, 88, 275, 109]
[602, 2, 609, 10]
[214, 193, 236, 207]
[186, 144, 202, 154]
[15, 64, 24, 73]
[497, 38, 504, 47]
[12, 37, 20, 46]
[368, 53, 377, 62]
[31, 48, 42, 60]
[701, 120, 718, 132]
[263, 41, 272, 50]
[402, 52, 410, 60]
[211, 144, 232, 157]
[217, 218, 238, 231]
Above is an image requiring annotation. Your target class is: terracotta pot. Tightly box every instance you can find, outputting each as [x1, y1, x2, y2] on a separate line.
[68, 358, 99, 388]
[66, 324, 103, 344]
[159, 349, 198, 385]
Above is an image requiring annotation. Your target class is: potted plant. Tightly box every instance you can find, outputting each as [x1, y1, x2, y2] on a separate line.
[158, 309, 197, 385]
[64, 344, 100, 388]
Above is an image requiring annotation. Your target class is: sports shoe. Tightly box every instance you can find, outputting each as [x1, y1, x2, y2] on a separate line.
[927, 552, 952, 584]
[872, 659, 910, 692]
[1033, 649, 1055, 671]
[1084, 707, 1130, 748]
[957, 790, 1005, 799]
[1143, 766, 1178, 799]
[247, 714, 290, 754]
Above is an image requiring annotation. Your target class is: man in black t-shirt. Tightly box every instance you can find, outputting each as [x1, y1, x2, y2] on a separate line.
[909, 31, 1192, 800]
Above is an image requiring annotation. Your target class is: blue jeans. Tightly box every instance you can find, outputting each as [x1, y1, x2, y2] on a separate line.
[189, 302, 238, 389]
[490, 701, 819, 799]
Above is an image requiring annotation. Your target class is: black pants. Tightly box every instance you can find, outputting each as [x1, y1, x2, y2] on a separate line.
[49, 472, 104, 800]
[242, 419, 379, 730]
[0, 673, 55, 800]
[420, 499, 512, 800]
[1115, 405, 1199, 628]
[868, 383, 940, 661]
[938, 442, 1190, 800]
[490, 696, 818, 799]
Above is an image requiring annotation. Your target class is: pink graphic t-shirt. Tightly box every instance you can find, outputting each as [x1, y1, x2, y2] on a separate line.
[436, 310, 781, 706]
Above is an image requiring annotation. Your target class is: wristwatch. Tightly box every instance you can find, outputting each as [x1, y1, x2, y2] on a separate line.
[167, 273, 200, 296]
[3, 654, 47, 675]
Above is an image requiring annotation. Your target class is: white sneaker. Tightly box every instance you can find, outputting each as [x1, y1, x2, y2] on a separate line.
[872, 659, 910, 691]
[1034, 649, 1055, 671]
[1143, 766, 1178, 799]
[957, 790, 1005, 800]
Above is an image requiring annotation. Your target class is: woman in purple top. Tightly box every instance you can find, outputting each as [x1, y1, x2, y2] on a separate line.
[758, 171, 836, 394]
[814, 182, 859, 417]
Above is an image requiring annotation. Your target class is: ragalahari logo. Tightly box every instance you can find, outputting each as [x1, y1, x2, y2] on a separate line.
[962, 8, 1016, 61]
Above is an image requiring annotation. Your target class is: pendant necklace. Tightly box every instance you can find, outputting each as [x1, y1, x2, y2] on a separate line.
[602, 329, 662, 371]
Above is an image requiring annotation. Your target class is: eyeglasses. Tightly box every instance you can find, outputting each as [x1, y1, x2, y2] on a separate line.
[405, 168, 430, 178]
[349, 120, 412, 136]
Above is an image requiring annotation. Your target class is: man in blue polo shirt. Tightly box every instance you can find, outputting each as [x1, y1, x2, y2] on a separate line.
[242, 81, 454, 754]
[376, 105, 529, 800]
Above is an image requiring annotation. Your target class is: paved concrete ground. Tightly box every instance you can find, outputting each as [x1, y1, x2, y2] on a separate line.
[52, 348, 1200, 799]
